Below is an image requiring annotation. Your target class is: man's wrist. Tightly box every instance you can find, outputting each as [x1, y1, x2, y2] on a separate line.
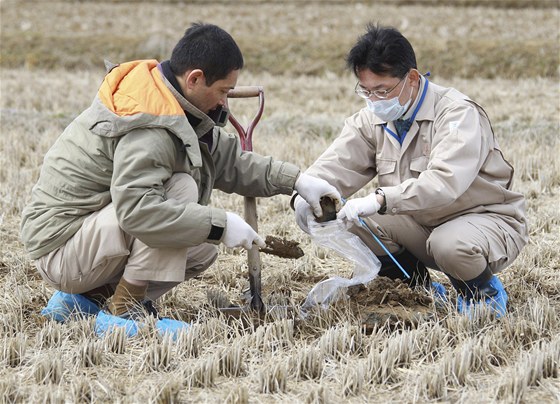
[375, 188, 387, 214]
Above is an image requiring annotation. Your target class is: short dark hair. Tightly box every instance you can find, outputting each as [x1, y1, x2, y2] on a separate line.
[346, 23, 417, 79]
[170, 23, 244, 85]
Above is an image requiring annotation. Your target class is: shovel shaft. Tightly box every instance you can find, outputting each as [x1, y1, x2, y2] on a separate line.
[244, 196, 265, 313]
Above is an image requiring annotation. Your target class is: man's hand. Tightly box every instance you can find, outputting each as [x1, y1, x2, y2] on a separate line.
[223, 212, 266, 250]
[294, 173, 341, 217]
[337, 193, 381, 223]
[293, 195, 314, 234]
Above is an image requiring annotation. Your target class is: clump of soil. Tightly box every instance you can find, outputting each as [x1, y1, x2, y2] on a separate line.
[348, 277, 433, 307]
[260, 235, 304, 259]
[315, 196, 337, 223]
[345, 277, 436, 331]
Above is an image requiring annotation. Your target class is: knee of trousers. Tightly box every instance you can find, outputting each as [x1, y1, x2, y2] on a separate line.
[185, 244, 219, 278]
[164, 173, 199, 204]
[427, 231, 486, 278]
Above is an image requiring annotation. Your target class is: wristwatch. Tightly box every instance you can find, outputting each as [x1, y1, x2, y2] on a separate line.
[375, 188, 387, 214]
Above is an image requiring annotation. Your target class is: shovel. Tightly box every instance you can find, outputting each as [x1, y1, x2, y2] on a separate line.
[221, 87, 305, 320]
[226, 86, 267, 315]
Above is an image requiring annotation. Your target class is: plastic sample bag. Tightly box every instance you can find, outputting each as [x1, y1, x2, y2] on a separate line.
[302, 217, 380, 311]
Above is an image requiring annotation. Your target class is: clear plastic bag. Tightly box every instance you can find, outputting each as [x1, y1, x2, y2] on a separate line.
[302, 217, 380, 311]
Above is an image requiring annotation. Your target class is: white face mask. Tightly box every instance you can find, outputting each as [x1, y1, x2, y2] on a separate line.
[366, 75, 413, 122]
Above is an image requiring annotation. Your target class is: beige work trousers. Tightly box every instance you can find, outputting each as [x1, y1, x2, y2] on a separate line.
[350, 212, 523, 280]
[35, 173, 218, 300]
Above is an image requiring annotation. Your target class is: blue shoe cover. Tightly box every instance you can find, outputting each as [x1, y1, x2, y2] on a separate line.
[41, 291, 100, 323]
[458, 276, 508, 318]
[156, 318, 190, 340]
[95, 310, 140, 338]
[431, 282, 448, 306]
[95, 310, 190, 340]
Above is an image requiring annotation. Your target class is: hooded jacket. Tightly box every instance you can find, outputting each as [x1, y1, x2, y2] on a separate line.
[21, 60, 299, 260]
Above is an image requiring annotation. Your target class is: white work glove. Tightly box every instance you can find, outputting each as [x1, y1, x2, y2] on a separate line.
[223, 212, 266, 250]
[337, 193, 381, 223]
[294, 195, 314, 234]
[294, 173, 341, 217]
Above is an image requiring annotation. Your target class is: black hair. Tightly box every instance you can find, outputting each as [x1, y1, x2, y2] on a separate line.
[346, 23, 417, 79]
[170, 23, 244, 85]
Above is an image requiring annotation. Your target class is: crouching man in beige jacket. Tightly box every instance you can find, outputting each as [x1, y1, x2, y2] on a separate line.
[293, 24, 528, 318]
[21, 23, 340, 338]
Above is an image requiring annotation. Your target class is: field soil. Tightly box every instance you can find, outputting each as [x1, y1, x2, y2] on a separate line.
[348, 278, 435, 329]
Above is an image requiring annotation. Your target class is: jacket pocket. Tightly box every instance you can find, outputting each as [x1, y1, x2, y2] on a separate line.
[377, 159, 397, 176]
[410, 156, 429, 175]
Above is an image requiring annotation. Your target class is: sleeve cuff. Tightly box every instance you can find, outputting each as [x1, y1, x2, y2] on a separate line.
[272, 162, 301, 194]
[381, 186, 401, 215]
[206, 207, 227, 244]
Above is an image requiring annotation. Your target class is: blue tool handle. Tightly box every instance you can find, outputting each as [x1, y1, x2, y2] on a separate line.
[358, 217, 411, 279]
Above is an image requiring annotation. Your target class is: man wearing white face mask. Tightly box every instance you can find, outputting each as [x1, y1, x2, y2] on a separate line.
[292, 23, 528, 318]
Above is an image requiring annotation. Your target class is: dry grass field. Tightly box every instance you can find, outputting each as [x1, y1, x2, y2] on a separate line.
[1, 1, 559, 403]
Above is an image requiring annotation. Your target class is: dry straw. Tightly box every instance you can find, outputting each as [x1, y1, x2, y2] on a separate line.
[292, 345, 325, 381]
[2, 333, 27, 368]
[33, 353, 63, 385]
[224, 385, 249, 404]
[102, 325, 128, 355]
[78, 339, 104, 368]
[497, 338, 560, 403]
[214, 341, 245, 377]
[341, 360, 366, 397]
[182, 357, 217, 389]
[69, 377, 93, 403]
[256, 360, 288, 394]
[138, 333, 173, 372]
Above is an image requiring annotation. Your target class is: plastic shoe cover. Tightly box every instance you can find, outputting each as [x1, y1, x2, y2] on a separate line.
[41, 291, 101, 323]
[95, 310, 140, 338]
[95, 310, 190, 340]
[156, 318, 190, 339]
[431, 282, 448, 306]
[457, 276, 508, 318]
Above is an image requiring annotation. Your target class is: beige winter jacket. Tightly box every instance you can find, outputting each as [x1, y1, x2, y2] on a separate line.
[21, 60, 300, 260]
[306, 76, 528, 251]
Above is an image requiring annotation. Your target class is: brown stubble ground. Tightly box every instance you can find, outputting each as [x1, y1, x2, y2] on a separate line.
[1, 1, 559, 403]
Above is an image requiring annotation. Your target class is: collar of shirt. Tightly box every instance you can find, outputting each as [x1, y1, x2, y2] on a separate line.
[402, 74, 427, 121]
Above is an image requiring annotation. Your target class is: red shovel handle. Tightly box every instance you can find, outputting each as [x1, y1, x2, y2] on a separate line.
[227, 86, 264, 152]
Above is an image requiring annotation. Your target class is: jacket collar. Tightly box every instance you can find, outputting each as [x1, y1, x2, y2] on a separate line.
[157, 65, 215, 138]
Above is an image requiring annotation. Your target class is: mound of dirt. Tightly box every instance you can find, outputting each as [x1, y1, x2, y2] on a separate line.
[345, 277, 436, 332]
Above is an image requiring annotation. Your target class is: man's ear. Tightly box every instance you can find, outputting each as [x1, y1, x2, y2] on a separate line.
[409, 69, 420, 85]
[185, 69, 205, 90]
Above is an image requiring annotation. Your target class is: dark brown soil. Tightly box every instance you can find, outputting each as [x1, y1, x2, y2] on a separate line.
[345, 277, 436, 332]
[315, 197, 337, 223]
[260, 235, 304, 259]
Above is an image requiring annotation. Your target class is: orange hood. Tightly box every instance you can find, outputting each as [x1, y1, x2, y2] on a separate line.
[98, 59, 184, 118]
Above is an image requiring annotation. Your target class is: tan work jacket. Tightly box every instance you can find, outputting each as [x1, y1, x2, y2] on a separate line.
[306, 76, 528, 251]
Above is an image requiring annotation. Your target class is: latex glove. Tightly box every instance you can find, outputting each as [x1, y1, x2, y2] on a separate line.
[337, 193, 381, 223]
[294, 173, 341, 217]
[294, 195, 314, 234]
[223, 212, 266, 250]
